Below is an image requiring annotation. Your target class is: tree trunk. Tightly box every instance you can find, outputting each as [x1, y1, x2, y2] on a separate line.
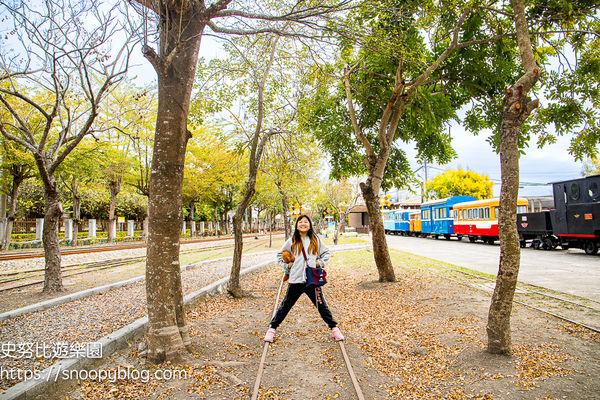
[486, 0, 539, 355]
[361, 181, 396, 282]
[72, 179, 80, 246]
[143, 215, 149, 241]
[144, 21, 204, 363]
[108, 178, 120, 243]
[1, 175, 23, 251]
[0, 194, 6, 246]
[279, 187, 291, 239]
[269, 210, 273, 247]
[487, 110, 521, 353]
[228, 185, 255, 298]
[42, 180, 64, 292]
[334, 214, 345, 246]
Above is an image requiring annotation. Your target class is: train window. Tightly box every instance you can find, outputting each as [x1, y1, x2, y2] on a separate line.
[589, 182, 599, 201]
[479, 208, 484, 219]
[569, 183, 580, 201]
[494, 207, 499, 218]
[484, 207, 490, 219]
[517, 205, 527, 214]
[467, 209, 472, 219]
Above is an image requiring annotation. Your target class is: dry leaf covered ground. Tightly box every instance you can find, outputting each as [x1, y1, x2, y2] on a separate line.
[55, 249, 599, 400]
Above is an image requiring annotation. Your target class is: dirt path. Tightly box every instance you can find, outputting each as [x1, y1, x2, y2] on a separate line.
[56, 250, 600, 400]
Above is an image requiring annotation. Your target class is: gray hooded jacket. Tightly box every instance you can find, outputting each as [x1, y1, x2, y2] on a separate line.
[277, 235, 331, 284]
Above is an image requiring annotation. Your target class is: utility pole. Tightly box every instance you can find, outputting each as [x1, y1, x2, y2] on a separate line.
[422, 159, 428, 203]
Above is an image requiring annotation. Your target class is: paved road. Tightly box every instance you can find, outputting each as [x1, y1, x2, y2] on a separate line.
[381, 234, 600, 303]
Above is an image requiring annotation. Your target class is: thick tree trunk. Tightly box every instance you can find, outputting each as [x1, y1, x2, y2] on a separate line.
[361, 181, 396, 282]
[1, 175, 23, 251]
[487, 0, 539, 355]
[487, 112, 521, 354]
[42, 181, 64, 292]
[144, 21, 204, 363]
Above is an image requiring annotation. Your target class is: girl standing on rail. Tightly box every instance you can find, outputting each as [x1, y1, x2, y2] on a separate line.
[264, 214, 344, 342]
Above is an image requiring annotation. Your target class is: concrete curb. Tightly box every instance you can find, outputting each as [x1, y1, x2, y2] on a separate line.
[0, 244, 371, 400]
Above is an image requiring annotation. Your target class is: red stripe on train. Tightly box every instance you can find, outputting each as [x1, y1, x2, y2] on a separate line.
[557, 234, 598, 238]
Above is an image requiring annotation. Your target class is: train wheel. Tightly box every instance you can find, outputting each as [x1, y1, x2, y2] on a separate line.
[468, 236, 476, 243]
[542, 238, 554, 250]
[444, 234, 451, 240]
[486, 238, 495, 245]
[520, 240, 526, 248]
[457, 235, 463, 241]
[584, 241, 598, 255]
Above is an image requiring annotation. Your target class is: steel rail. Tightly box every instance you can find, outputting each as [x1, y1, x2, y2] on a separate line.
[441, 275, 600, 334]
[0, 239, 271, 292]
[251, 275, 285, 400]
[0, 233, 281, 261]
[446, 268, 600, 313]
[251, 277, 366, 400]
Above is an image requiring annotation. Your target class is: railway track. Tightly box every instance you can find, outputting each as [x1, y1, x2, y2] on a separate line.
[251, 276, 365, 400]
[0, 233, 281, 261]
[0, 238, 271, 293]
[438, 267, 600, 334]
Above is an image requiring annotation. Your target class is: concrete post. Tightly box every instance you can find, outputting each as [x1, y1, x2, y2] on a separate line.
[200, 221, 205, 234]
[64, 219, 73, 241]
[127, 220, 135, 237]
[88, 219, 97, 238]
[191, 221, 196, 236]
[208, 221, 213, 234]
[182, 220, 186, 236]
[35, 218, 44, 240]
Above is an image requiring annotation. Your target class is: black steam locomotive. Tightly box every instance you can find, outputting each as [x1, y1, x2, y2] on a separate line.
[517, 174, 600, 255]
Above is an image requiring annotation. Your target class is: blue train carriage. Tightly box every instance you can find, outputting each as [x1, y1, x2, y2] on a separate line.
[396, 209, 411, 235]
[383, 209, 396, 234]
[387, 209, 411, 235]
[421, 196, 477, 239]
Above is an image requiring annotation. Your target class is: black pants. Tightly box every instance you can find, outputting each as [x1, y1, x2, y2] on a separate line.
[270, 283, 337, 329]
